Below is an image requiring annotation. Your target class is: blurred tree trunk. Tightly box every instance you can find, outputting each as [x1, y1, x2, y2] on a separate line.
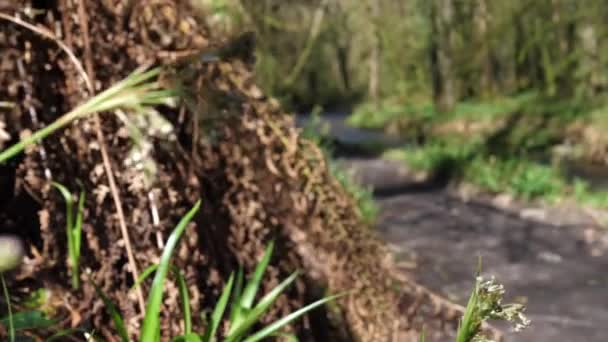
[549, 0, 575, 96]
[283, 0, 327, 88]
[368, 0, 381, 106]
[332, 1, 351, 93]
[474, 0, 494, 97]
[579, 20, 603, 96]
[513, 6, 534, 90]
[430, 0, 457, 112]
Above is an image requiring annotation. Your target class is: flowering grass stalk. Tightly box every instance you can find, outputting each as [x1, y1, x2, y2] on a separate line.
[0, 67, 175, 164]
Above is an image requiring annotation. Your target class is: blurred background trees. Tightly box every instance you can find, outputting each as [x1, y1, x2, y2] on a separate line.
[198, 0, 608, 204]
[203, 0, 608, 112]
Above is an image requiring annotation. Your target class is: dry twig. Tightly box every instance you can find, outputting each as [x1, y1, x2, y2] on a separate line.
[76, 0, 146, 315]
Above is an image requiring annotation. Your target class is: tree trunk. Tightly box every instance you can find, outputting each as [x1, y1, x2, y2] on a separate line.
[430, 0, 457, 113]
[475, 0, 494, 97]
[579, 22, 603, 95]
[368, 0, 381, 106]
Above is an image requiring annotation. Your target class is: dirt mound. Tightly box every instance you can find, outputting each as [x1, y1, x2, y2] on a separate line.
[0, 2, 466, 340]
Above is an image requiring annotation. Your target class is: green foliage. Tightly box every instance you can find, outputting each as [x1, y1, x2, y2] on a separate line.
[507, 162, 564, 201]
[51, 182, 85, 290]
[236, 0, 608, 111]
[383, 140, 608, 206]
[571, 178, 608, 208]
[139, 200, 201, 341]
[0, 310, 56, 332]
[2, 279, 60, 342]
[348, 93, 536, 132]
[89, 201, 343, 342]
[464, 157, 564, 201]
[347, 100, 420, 130]
[374, 89, 608, 207]
[385, 139, 477, 173]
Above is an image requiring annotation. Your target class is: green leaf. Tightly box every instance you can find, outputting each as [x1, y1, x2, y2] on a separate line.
[140, 200, 201, 342]
[74, 189, 85, 259]
[92, 282, 129, 342]
[171, 333, 203, 342]
[72, 189, 86, 289]
[241, 241, 274, 310]
[174, 268, 192, 334]
[0, 311, 55, 331]
[242, 293, 347, 342]
[131, 262, 193, 335]
[456, 278, 480, 342]
[203, 272, 234, 342]
[52, 182, 82, 289]
[131, 264, 159, 292]
[228, 267, 244, 324]
[21, 288, 50, 310]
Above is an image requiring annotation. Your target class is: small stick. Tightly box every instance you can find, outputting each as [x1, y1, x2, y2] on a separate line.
[76, 0, 146, 315]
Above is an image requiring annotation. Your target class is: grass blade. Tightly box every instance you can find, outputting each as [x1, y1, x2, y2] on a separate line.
[92, 282, 129, 342]
[252, 272, 299, 315]
[174, 268, 192, 335]
[0, 67, 170, 164]
[241, 241, 274, 310]
[172, 333, 203, 342]
[203, 272, 234, 342]
[130, 262, 193, 334]
[456, 279, 480, 342]
[242, 293, 347, 342]
[130, 264, 160, 292]
[72, 189, 85, 289]
[140, 200, 201, 342]
[74, 189, 85, 257]
[1, 273, 14, 342]
[52, 182, 79, 289]
[228, 267, 244, 324]
[227, 271, 298, 340]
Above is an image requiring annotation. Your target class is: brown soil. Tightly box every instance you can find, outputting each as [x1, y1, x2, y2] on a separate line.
[0, 2, 468, 341]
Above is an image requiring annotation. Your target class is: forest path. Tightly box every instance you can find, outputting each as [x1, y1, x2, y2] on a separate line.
[344, 158, 608, 342]
[297, 113, 608, 341]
